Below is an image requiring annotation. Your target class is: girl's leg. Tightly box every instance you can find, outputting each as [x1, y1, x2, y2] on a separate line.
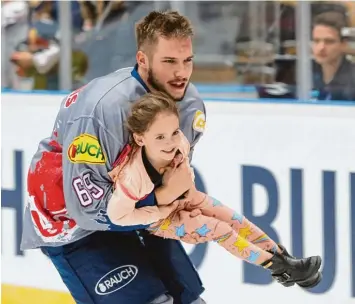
[148, 210, 273, 266]
[187, 193, 281, 253]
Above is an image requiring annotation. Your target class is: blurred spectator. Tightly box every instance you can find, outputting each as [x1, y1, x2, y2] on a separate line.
[79, 1, 98, 31]
[29, 1, 83, 32]
[8, 1, 88, 90]
[79, 1, 125, 32]
[312, 12, 355, 101]
[2, 0, 133, 90]
[10, 21, 88, 90]
[257, 4, 355, 101]
[2, 0, 29, 88]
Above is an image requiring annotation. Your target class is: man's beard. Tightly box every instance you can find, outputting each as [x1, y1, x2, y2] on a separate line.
[147, 68, 188, 101]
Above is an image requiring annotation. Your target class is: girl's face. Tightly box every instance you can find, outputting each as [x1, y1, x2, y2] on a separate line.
[134, 112, 181, 163]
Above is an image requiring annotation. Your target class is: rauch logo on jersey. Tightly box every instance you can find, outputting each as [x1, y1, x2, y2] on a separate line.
[95, 265, 138, 295]
[67, 133, 106, 164]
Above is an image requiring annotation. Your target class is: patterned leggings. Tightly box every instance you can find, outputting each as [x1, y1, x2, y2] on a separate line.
[147, 193, 278, 265]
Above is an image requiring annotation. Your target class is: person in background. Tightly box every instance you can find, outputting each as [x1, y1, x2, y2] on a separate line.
[312, 12, 355, 101]
[1, 0, 29, 89]
[79, 0, 126, 32]
[10, 1, 88, 90]
[10, 21, 88, 90]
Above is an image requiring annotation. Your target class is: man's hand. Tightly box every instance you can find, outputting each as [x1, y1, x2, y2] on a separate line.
[155, 159, 193, 206]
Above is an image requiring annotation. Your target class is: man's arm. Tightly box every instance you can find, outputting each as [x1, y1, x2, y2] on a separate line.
[107, 177, 178, 226]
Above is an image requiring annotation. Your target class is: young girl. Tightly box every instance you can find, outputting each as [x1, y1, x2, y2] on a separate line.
[107, 92, 322, 288]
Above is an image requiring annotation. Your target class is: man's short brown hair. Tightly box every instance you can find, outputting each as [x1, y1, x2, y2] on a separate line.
[313, 12, 348, 40]
[135, 10, 194, 51]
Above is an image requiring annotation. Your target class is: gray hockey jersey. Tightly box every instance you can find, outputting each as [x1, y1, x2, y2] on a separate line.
[21, 66, 206, 250]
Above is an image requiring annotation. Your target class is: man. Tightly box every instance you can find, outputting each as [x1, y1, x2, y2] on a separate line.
[312, 12, 355, 101]
[21, 11, 206, 304]
[21, 10, 321, 304]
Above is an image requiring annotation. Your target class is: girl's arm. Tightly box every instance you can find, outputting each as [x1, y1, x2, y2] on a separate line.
[107, 179, 178, 226]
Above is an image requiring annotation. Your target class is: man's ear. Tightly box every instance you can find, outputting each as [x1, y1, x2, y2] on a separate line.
[136, 50, 149, 69]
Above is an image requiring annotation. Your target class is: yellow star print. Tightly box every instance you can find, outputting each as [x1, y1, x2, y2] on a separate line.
[160, 218, 171, 231]
[233, 235, 249, 252]
[238, 225, 252, 239]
